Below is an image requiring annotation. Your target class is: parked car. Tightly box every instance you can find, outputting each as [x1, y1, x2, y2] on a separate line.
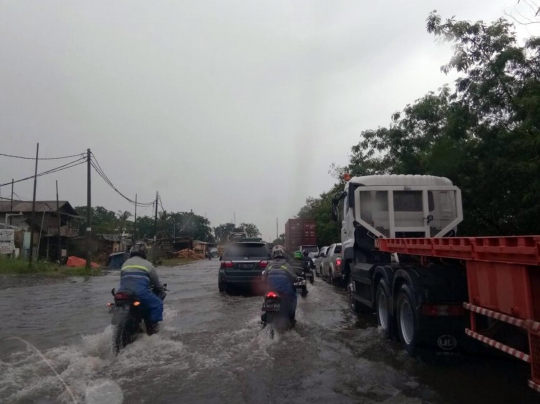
[313, 246, 329, 277]
[321, 243, 343, 285]
[218, 241, 270, 294]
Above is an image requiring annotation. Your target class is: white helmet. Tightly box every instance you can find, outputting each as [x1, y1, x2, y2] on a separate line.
[271, 245, 286, 259]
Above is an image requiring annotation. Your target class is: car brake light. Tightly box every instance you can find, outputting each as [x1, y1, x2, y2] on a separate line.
[259, 260, 268, 268]
[422, 304, 464, 316]
[336, 259, 342, 267]
[266, 292, 277, 298]
[220, 261, 234, 269]
[133, 301, 141, 306]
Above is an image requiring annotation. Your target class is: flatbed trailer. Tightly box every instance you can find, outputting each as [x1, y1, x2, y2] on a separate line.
[377, 236, 540, 392]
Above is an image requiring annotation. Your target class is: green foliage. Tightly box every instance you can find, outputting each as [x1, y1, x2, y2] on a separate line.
[272, 233, 285, 245]
[214, 223, 236, 244]
[299, 11, 540, 237]
[75, 206, 119, 234]
[239, 222, 261, 238]
[297, 184, 342, 246]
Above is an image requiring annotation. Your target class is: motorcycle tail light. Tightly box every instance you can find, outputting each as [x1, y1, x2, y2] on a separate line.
[133, 301, 141, 306]
[114, 292, 131, 300]
[266, 292, 277, 298]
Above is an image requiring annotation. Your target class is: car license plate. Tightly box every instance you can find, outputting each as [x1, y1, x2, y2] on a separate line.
[263, 303, 280, 311]
[239, 263, 253, 269]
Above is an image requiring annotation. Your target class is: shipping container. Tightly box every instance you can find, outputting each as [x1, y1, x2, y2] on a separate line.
[284, 219, 316, 253]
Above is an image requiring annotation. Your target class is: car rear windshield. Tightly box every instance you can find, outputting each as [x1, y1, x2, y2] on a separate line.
[334, 245, 342, 253]
[223, 243, 269, 259]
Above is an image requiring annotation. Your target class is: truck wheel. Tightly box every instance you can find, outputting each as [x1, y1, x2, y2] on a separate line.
[315, 267, 320, 278]
[349, 279, 362, 313]
[329, 270, 334, 285]
[376, 279, 395, 339]
[396, 284, 419, 356]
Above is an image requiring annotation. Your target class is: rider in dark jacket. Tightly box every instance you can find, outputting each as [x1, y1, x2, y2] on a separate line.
[262, 245, 299, 322]
[301, 249, 315, 272]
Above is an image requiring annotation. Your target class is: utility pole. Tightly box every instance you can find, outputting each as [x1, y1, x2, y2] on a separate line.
[9, 179, 13, 225]
[153, 191, 158, 241]
[28, 143, 39, 266]
[86, 149, 92, 269]
[233, 212, 236, 227]
[133, 193, 137, 242]
[56, 181, 61, 261]
[276, 218, 278, 240]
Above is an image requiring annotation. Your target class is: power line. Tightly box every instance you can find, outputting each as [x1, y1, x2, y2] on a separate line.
[0, 152, 85, 161]
[0, 156, 87, 188]
[89, 152, 154, 207]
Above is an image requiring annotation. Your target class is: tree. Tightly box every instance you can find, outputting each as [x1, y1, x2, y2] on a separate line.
[334, 12, 540, 236]
[296, 185, 342, 246]
[239, 222, 261, 237]
[214, 223, 236, 244]
[117, 210, 133, 233]
[75, 206, 119, 234]
[272, 233, 285, 245]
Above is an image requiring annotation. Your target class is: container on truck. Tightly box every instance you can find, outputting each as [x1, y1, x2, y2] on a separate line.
[284, 219, 316, 253]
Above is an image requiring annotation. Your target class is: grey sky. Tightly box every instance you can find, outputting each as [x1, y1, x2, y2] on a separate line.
[0, 1, 532, 242]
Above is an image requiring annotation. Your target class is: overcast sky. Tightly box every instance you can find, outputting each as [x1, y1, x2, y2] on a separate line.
[1, 1, 536, 242]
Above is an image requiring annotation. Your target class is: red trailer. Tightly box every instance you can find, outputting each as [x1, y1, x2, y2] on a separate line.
[377, 236, 540, 392]
[284, 219, 316, 253]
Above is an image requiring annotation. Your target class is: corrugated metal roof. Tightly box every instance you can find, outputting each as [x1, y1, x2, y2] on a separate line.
[0, 200, 77, 215]
[349, 175, 453, 187]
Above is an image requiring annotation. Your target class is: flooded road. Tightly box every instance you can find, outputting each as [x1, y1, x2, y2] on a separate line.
[0, 260, 537, 404]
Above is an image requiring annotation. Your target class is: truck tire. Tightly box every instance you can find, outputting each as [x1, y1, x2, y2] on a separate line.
[396, 284, 419, 356]
[375, 279, 395, 339]
[329, 269, 335, 286]
[348, 279, 369, 313]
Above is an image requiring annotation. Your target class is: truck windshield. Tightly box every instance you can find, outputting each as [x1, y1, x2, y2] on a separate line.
[302, 246, 318, 253]
[334, 245, 342, 253]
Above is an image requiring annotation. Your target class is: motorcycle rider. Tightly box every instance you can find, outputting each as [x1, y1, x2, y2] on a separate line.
[262, 245, 299, 324]
[301, 249, 315, 272]
[118, 242, 164, 335]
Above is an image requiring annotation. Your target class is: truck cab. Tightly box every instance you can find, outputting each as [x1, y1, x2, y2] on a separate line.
[334, 174, 462, 267]
[332, 174, 466, 355]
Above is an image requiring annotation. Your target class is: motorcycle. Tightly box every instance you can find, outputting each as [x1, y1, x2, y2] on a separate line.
[261, 291, 295, 339]
[304, 262, 315, 285]
[108, 284, 167, 353]
[292, 266, 308, 297]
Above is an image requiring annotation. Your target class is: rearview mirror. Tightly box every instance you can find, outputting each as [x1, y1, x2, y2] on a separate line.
[331, 200, 338, 222]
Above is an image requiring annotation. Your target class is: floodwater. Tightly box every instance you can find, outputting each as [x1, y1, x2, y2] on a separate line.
[0, 260, 537, 404]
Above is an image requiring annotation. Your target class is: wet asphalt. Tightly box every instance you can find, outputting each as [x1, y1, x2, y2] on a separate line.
[0, 260, 537, 404]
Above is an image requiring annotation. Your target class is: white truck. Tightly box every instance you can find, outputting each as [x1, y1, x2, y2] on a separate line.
[332, 174, 465, 354]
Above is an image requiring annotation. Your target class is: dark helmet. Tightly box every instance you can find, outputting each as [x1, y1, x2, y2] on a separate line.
[130, 242, 148, 259]
[302, 249, 309, 257]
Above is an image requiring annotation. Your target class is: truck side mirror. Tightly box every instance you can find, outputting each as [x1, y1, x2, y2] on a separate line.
[331, 200, 338, 222]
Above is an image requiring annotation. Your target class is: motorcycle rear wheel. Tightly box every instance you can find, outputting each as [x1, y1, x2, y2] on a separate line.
[114, 317, 135, 354]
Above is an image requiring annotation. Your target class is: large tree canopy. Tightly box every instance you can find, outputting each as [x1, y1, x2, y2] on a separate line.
[298, 12, 540, 239]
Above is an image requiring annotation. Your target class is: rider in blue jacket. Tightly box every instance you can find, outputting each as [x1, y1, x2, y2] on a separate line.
[262, 245, 299, 323]
[118, 243, 164, 334]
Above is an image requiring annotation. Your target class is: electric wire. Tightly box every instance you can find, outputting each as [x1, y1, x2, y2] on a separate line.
[89, 152, 154, 207]
[0, 157, 87, 188]
[0, 152, 86, 160]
